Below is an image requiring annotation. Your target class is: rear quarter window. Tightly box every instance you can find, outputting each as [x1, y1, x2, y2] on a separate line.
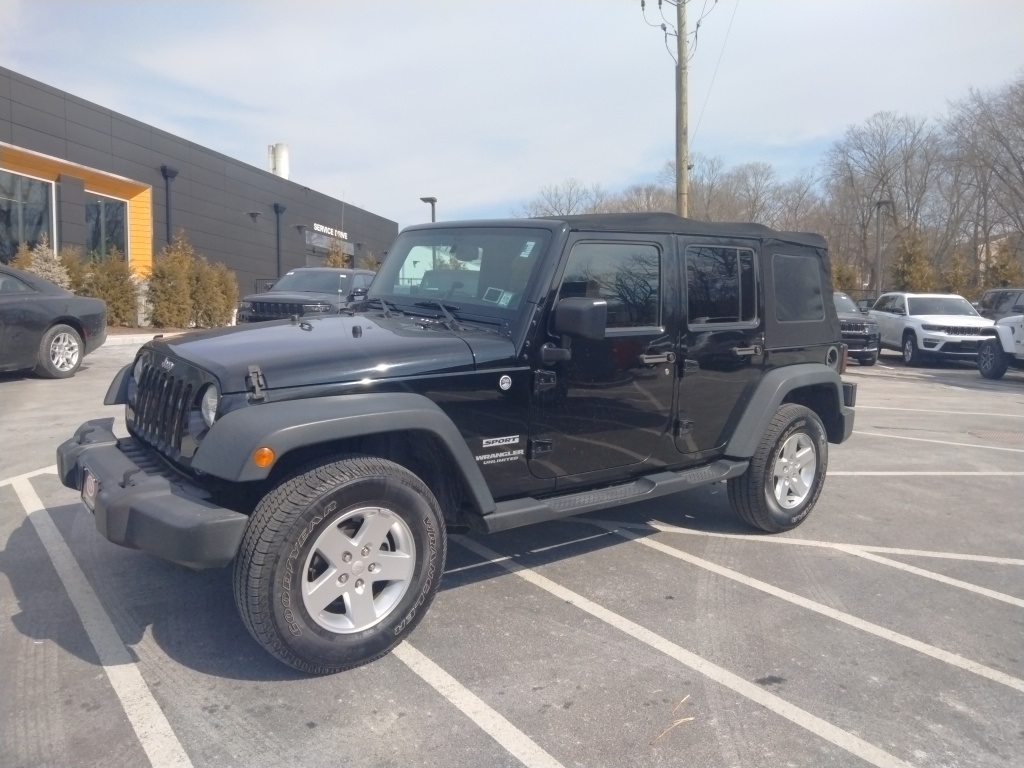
[773, 253, 824, 322]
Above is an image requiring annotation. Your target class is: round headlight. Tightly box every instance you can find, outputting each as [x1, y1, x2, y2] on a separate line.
[239, 300, 253, 310]
[133, 356, 145, 382]
[200, 384, 220, 428]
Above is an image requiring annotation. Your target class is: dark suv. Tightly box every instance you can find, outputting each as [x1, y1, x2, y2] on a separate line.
[833, 291, 880, 366]
[237, 267, 375, 322]
[977, 287, 1024, 321]
[58, 213, 855, 675]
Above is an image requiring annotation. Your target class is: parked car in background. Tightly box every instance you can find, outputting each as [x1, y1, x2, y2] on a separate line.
[976, 287, 1024, 321]
[978, 313, 1024, 379]
[237, 267, 375, 322]
[869, 292, 996, 365]
[833, 291, 880, 366]
[0, 265, 107, 378]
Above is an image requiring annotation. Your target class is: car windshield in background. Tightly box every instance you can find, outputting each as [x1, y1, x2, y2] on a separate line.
[833, 293, 860, 313]
[907, 296, 979, 316]
[272, 271, 347, 293]
[371, 227, 552, 312]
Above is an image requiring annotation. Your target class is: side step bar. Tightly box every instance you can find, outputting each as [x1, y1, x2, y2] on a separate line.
[475, 459, 749, 534]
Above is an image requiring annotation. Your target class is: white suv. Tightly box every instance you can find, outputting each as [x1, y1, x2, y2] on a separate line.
[869, 292, 996, 365]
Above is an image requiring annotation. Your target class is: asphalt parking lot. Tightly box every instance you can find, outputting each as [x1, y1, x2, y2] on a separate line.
[2, 342, 1022, 768]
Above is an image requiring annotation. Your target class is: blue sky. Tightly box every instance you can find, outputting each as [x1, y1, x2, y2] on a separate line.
[2, 0, 1023, 229]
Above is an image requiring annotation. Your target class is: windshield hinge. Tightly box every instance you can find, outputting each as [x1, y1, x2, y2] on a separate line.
[247, 364, 268, 402]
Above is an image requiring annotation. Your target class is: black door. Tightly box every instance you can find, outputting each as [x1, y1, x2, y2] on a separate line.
[675, 240, 764, 460]
[528, 235, 676, 480]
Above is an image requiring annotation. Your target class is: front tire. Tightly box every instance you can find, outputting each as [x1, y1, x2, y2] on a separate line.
[233, 456, 446, 674]
[978, 338, 1008, 380]
[34, 324, 83, 378]
[857, 352, 878, 367]
[728, 404, 828, 533]
[902, 332, 924, 366]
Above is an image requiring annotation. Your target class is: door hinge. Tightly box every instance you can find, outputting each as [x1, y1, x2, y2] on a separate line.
[534, 369, 557, 393]
[247, 364, 267, 401]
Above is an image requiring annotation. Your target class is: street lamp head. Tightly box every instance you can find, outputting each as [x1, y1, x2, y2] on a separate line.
[419, 196, 437, 222]
[420, 196, 437, 204]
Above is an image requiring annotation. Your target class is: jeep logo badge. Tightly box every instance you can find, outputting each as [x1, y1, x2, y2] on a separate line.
[161, 359, 174, 372]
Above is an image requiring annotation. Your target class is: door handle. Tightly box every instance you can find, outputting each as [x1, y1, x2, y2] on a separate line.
[639, 352, 677, 365]
[731, 345, 763, 357]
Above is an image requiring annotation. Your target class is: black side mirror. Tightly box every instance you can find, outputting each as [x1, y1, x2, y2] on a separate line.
[541, 298, 607, 364]
[351, 287, 368, 302]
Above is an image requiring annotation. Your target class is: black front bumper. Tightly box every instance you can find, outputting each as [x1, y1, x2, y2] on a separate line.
[56, 418, 248, 569]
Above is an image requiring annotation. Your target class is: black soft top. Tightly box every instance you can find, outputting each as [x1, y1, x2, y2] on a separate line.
[549, 212, 827, 249]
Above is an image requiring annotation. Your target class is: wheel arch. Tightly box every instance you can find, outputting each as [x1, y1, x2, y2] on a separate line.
[193, 393, 497, 520]
[724, 365, 851, 457]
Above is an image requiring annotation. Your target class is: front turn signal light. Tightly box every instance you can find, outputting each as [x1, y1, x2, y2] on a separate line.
[253, 446, 275, 468]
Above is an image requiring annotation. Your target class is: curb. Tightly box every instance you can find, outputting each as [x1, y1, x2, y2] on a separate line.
[103, 332, 186, 347]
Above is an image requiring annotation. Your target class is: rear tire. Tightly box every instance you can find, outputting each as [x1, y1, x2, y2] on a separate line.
[34, 324, 82, 378]
[728, 404, 828, 533]
[978, 338, 1008, 380]
[233, 456, 446, 674]
[902, 332, 924, 366]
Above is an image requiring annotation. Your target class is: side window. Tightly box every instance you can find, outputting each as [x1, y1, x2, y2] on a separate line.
[772, 253, 824, 323]
[980, 291, 999, 310]
[560, 242, 660, 328]
[0, 273, 33, 295]
[686, 246, 757, 325]
[995, 291, 1020, 313]
[873, 295, 893, 312]
[893, 295, 906, 313]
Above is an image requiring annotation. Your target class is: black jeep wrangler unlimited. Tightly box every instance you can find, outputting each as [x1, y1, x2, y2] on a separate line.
[58, 213, 855, 674]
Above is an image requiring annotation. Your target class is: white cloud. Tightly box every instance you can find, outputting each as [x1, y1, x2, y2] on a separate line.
[3, 0, 1023, 228]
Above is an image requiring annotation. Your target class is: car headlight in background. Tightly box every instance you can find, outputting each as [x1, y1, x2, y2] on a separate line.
[200, 384, 220, 428]
[921, 324, 943, 331]
[238, 300, 253, 311]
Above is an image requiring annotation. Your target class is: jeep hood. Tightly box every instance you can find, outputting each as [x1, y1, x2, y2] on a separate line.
[243, 290, 340, 305]
[148, 315, 514, 393]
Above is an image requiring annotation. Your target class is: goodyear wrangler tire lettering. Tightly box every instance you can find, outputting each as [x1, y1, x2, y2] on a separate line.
[232, 456, 446, 675]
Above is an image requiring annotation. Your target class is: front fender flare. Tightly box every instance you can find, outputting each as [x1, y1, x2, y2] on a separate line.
[192, 392, 495, 513]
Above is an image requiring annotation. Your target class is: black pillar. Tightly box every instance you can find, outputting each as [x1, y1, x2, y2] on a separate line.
[273, 203, 286, 277]
[160, 165, 179, 245]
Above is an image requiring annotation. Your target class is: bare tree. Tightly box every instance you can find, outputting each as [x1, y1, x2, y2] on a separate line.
[516, 178, 608, 217]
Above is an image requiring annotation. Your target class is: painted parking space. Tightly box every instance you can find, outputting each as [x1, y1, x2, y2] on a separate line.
[2, 346, 1022, 767]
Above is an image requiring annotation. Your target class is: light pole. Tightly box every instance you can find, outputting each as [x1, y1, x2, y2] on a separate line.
[420, 196, 437, 222]
[874, 199, 893, 294]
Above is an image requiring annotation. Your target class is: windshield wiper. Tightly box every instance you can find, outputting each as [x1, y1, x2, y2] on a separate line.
[413, 300, 462, 331]
[362, 297, 402, 317]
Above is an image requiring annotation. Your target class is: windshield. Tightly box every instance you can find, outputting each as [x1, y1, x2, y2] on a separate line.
[272, 271, 347, 293]
[906, 296, 979, 317]
[370, 227, 552, 313]
[832, 293, 860, 313]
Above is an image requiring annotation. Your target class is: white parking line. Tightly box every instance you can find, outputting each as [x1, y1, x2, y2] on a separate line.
[10, 477, 193, 768]
[857, 406, 1024, 419]
[588, 521, 1024, 693]
[453, 535, 914, 768]
[581, 518, 1024, 566]
[834, 546, 1024, 608]
[853, 431, 1024, 453]
[393, 643, 565, 768]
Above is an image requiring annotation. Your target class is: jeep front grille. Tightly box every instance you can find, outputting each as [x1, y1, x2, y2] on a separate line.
[252, 301, 304, 318]
[939, 326, 997, 337]
[134, 363, 195, 452]
[841, 321, 871, 333]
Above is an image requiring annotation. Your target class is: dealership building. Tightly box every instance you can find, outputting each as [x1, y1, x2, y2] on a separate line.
[0, 67, 398, 294]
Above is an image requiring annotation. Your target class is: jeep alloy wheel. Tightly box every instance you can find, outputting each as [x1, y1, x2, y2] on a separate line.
[233, 456, 446, 674]
[728, 404, 828, 532]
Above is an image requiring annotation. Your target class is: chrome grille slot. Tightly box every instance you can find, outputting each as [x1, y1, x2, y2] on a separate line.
[132, 357, 207, 460]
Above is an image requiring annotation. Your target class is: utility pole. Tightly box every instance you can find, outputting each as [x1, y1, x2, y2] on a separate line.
[676, 0, 689, 218]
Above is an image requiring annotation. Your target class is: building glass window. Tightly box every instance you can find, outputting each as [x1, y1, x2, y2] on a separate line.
[85, 192, 127, 259]
[0, 170, 54, 264]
